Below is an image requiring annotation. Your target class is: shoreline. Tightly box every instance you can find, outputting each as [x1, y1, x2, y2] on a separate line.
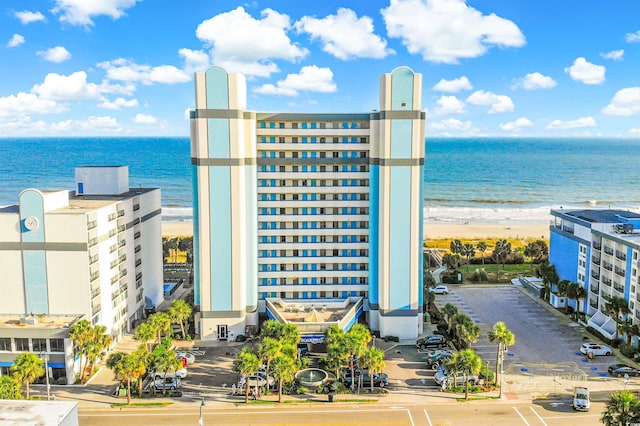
[162, 220, 549, 240]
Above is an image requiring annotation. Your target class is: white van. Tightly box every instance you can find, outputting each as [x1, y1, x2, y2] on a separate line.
[572, 387, 590, 411]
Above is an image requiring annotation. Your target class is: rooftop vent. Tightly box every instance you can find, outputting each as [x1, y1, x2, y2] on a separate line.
[19, 315, 38, 325]
[614, 223, 634, 234]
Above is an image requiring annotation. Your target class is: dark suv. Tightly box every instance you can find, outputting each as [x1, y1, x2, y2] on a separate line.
[415, 335, 446, 349]
[342, 370, 389, 388]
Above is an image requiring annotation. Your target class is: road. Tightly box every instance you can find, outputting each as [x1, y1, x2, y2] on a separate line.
[79, 400, 605, 425]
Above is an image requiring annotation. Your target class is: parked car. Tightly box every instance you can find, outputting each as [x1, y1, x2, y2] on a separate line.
[572, 387, 590, 411]
[434, 369, 479, 386]
[580, 343, 612, 356]
[255, 369, 276, 387]
[420, 348, 452, 357]
[240, 375, 267, 388]
[175, 351, 196, 365]
[342, 371, 389, 388]
[429, 285, 450, 295]
[416, 335, 447, 349]
[608, 364, 640, 377]
[153, 376, 182, 390]
[426, 351, 454, 370]
[154, 368, 188, 379]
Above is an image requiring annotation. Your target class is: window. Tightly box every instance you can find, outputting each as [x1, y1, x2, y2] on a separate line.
[15, 338, 29, 352]
[32, 338, 47, 352]
[292, 123, 299, 129]
[0, 338, 11, 351]
[279, 137, 285, 143]
[279, 123, 285, 128]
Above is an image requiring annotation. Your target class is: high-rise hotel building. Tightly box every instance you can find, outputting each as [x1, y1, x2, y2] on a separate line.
[190, 66, 425, 340]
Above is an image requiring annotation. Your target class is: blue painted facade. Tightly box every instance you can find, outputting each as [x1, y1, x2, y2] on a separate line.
[368, 165, 379, 306]
[19, 190, 49, 314]
[549, 229, 580, 283]
[389, 166, 412, 310]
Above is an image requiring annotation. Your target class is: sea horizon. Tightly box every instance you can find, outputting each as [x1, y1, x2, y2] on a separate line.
[2, 136, 640, 225]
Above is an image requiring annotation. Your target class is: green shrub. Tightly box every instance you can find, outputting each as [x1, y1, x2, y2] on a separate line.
[619, 342, 637, 357]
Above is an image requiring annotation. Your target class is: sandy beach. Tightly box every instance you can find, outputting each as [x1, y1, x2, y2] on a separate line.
[162, 220, 549, 240]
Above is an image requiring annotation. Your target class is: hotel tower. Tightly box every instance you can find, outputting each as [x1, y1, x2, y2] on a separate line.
[190, 66, 425, 341]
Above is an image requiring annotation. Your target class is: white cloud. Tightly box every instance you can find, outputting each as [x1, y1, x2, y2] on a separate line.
[626, 30, 640, 43]
[295, 8, 393, 60]
[433, 95, 466, 115]
[429, 118, 474, 132]
[466, 90, 514, 113]
[602, 87, 640, 116]
[499, 117, 533, 132]
[381, 0, 525, 64]
[432, 76, 472, 92]
[629, 128, 640, 135]
[133, 113, 158, 124]
[97, 59, 190, 84]
[254, 65, 336, 96]
[36, 46, 71, 63]
[178, 48, 211, 74]
[51, 116, 122, 132]
[600, 49, 624, 61]
[195, 7, 308, 77]
[7, 34, 25, 48]
[564, 57, 605, 85]
[98, 97, 139, 109]
[51, 0, 140, 26]
[545, 117, 596, 130]
[513, 72, 556, 90]
[0, 117, 48, 134]
[14, 10, 46, 25]
[32, 71, 101, 100]
[0, 92, 66, 117]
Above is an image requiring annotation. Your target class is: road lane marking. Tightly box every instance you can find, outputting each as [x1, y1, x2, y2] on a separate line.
[529, 407, 547, 426]
[406, 409, 415, 426]
[423, 408, 433, 426]
[512, 407, 530, 425]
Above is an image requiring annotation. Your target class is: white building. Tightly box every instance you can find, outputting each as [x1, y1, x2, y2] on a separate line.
[190, 66, 425, 341]
[0, 166, 163, 342]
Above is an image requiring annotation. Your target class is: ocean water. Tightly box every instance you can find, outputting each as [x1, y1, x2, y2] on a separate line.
[1, 137, 639, 224]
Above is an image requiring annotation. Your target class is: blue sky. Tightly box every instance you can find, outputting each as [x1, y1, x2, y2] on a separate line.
[2, 0, 640, 137]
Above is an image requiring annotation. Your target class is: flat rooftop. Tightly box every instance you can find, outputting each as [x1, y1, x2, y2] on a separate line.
[560, 209, 640, 223]
[0, 314, 82, 330]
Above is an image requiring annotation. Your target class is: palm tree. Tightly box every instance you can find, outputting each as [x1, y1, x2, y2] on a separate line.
[325, 325, 350, 378]
[523, 241, 544, 271]
[260, 320, 282, 340]
[488, 322, 515, 389]
[557, 279, 570, 299]
[537, 261, 559, 301]
[10, 353, 44, 399]
[270, 353, 296, 403]
[233, 348, 261, 403]
[360, 348, 385, 391]
[442, 253, 460, 271]
[606, 295, 631, 340]
[69, 319, 93, 382]
[424, 290, 436, 313]
[0, 375, 22, 400]
[453, 314, 480, 349]
[344, 325, 372, 387]
[442, 303, 459, 334]
[107, 351, 145, 405]
[476, 242, 487, 265]
[448, 349, 482, 400]
[153, 350, 183, 395]
[168, 299, 192, 340]
[601, 391, 640, 426]
[492, 240, 512, 281]
[462, 243, 475, 272]
[134, 322, 156, 351]
[450, 239, 463, 256]
[148, 312, 172, 344]
[85, 325, 111, 379]
[257, 337, 281, 387]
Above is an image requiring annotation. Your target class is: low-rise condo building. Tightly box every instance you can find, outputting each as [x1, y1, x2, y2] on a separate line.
[0, 166, 163, 343]
[550, 208, 640, 340]
[190, 66, 425, 341]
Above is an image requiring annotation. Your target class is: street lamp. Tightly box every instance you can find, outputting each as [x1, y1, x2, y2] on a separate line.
[40, 352, 51, 401]
[198, 396, 205, 426]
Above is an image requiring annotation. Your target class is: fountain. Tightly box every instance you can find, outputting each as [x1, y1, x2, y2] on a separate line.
[295, 368, 329, 387]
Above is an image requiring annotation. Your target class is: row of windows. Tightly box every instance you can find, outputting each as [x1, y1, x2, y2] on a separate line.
[260, 182, 369, 196]
[259, 222, 368, 231]
[260, 197, 369, 210]
[259, 136, 368, 144]
[259, 192, 368, 202]
[261, 262, 368, 272]
[259, 122, 366, 130]
[260, 277, 367, 285]
[259, 165, 369, 174]
[260, 150, 367, 158]
[260, 207, 368, 217]
[0, 337, 65, 353]
[260, 291, 365, 301]
[260, 236, 368, 246]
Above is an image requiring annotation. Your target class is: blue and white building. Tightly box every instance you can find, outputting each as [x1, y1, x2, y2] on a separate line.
[550, 208, 640, 339]
[190, 66, 425, 341]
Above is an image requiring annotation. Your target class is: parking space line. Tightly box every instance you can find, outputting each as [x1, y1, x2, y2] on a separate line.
[529, 407, 547, 426]
[512, 407, 531, 425]
[406, 409, 415, 426]
[423, 408, 433, 426]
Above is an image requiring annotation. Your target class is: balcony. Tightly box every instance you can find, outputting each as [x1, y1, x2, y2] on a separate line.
[614, 284, 625, 294]
[616, 251, 627, 261]
[602, 278, 612, 287]
[591, 271, 600, 280]
[589, 299, 599, 309]
[603, 262, 613, 271]
[615, 268, 626, 278]
[92, 304, 101, 316]
[592, 257, 601, 265]
[590, 284, 599, 293]
[604, 246, 614, 256]
[562, 226, 574, 234]
[592, 242, 602, 251]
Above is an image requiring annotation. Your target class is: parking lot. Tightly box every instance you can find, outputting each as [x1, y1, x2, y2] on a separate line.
[430, 284, 634, 386]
